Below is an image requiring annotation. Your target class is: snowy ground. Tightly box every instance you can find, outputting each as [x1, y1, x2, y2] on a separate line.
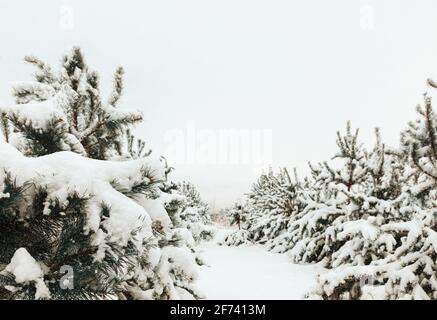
[196, 228, 324, 300]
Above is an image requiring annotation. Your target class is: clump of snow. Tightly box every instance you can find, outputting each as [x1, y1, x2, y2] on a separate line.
[5, 248, 44, 283]
[138, 197, 173, 231]
[4, 248, 50, 299]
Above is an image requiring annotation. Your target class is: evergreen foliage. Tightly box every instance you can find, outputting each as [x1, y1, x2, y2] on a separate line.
[0, 48, 209, 300]
[175, 181, 214, 242]
[225, 82, 437, 299]
[4, 47, 142, 159]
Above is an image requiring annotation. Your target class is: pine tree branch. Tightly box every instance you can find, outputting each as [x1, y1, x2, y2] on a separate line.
[411, 151, 437, 181]
[424, 98, 437, 162]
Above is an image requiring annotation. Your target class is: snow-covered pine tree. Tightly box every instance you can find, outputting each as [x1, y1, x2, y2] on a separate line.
[0, 48, 203, 300]
[175, 181, 215, 243]
[285, 122, 369, 264]
[0, 140, 163, 299]
[247, 168, 299, 245]
[4, 47, 142, 159]
[221, 167, 303, 248]
[302, 128, 405, 270]
[220, 167, 301, 248]
[266, 166, 322, 253]
[311, 90, 437, 300]
[125, 157, 205, 300]
[228, 202, 246, 231]
[220, 201, 253, 246]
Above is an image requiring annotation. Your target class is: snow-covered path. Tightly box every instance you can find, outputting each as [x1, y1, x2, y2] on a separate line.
[196, 232, 324, 300]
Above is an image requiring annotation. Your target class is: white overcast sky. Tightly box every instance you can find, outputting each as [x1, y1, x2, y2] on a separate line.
[1, 0, 437, 208]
